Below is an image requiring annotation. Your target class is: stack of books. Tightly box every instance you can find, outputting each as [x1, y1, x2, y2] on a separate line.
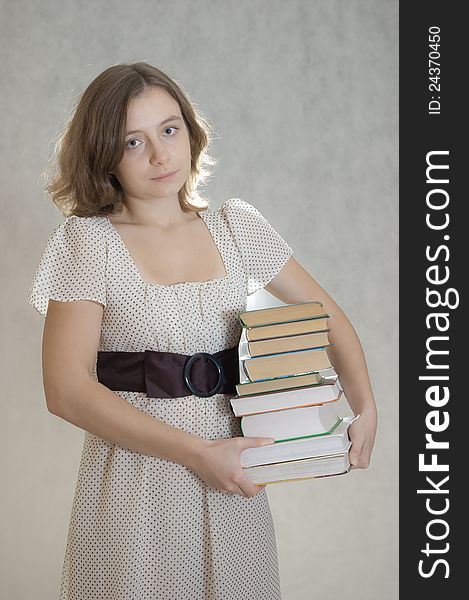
[232, 301, 357, 485]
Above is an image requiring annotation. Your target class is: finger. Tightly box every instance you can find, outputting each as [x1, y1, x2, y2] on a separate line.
[356, 445, 372, 469]
[243, 437, 275, 448]
[235, 486, 248, 498]
[349, 440, 365, 468]
[238, 476, 263, 499]
[351, 445, 372, 469]
[349, 451, 361, 467]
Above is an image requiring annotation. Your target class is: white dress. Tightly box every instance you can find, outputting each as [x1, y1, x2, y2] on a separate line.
[27, 197, 294, 600]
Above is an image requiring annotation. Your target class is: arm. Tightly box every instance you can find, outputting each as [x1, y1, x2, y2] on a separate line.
[265, 256, 378, 469]
[42, 299, 207, 465]
[42, 299, 271, 496]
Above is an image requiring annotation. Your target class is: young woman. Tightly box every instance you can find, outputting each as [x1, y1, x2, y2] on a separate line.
[27, 62, 377, 599]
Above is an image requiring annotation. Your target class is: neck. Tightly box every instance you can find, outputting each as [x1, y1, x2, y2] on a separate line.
[116, 195, 193, 229]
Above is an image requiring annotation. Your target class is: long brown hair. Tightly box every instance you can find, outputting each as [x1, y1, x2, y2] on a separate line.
[46, 62, 217, 217]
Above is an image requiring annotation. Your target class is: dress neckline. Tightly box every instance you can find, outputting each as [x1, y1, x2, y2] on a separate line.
[103, 208, 230, 289]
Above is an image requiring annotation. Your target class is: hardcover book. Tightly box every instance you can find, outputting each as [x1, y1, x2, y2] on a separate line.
[240, 417, 355, 468]
[240, 347, 332, 382]
[237, 301, 328, 328]
[238, 328, 331, 358]
[236, 367, 338, 394]
[242, 317, 330, 342]
[240, 402, 343, 442]
[242, 451, 352, 485]
[231, 380, 343, 417]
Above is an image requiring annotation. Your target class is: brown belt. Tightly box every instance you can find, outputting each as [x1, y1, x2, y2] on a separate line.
[96, 346, 239, 399]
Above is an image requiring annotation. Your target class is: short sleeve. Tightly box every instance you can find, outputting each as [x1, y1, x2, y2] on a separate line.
[222, 198, 294, 296]
[26, 216, 107, 317]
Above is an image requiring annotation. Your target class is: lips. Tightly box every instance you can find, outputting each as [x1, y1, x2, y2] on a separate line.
[153, 170, 178, 180]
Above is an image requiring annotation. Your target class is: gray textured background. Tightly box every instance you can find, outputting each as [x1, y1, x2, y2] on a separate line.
[1, 1, 398, 598]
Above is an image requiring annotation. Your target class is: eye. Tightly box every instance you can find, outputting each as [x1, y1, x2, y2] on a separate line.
[163, 126, 179, 136]
[125, 138, 143, 150]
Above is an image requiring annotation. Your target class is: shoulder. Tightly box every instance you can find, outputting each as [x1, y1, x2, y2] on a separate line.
[216, 197, 264, 225]
[220, 197, 255, 215]
[61, 215, 107, 232]
[198, 197, 256, 224]
[217, 197, 274, 232]
[197, 198, 257, 219]
[47, 215, 108, 253]
[56, 215, 108, 239]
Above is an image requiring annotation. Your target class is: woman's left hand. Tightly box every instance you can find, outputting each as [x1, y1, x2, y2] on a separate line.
[348, 408, 378, 469]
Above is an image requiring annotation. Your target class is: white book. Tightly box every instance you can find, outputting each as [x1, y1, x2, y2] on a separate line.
[240, 402, 342, 442]
[231, 380, 343, 416]
[242, 451, 352, 485]
[240, 417, 355, 468]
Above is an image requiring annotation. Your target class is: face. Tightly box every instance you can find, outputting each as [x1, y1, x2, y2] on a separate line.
[113, 86, 192, 204]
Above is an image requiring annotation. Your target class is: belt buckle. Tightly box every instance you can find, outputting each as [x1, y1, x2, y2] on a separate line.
[183, 352, 224, 397]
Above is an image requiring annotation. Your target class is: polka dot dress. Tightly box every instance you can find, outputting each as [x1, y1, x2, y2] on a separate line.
[27, 197, 294, 600]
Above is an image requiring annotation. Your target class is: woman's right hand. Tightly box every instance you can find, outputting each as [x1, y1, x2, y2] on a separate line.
[189, 436, 275, 498]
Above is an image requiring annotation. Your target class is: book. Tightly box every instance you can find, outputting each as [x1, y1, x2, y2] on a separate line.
[240, 402, 343, 442]
[242, 450, 352, 485]
[238, 301, 328, 328]
[239, 329, 331, 358]
[242, 316, 329, 342]
[231, 380, 343, 416]
[240, 417, 354, 467]
[241, 347, 332, 382]
[236, 367, 338, 395]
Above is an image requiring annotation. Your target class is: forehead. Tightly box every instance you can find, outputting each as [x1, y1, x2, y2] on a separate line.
[126, 87, 182, 127]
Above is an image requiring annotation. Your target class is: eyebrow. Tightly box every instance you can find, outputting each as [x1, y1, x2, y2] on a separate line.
[125, 115, 182, 136]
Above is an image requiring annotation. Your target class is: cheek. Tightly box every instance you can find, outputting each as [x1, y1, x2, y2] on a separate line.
[116, 157, 141, 181]
[182, 139, 192, 166]
[179, 129, 192, 156]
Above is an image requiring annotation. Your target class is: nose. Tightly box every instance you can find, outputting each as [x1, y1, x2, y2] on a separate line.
[148, 139, 170, 166]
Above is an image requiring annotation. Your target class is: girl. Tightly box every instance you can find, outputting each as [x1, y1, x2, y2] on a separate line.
[27, 62, 377, 600]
